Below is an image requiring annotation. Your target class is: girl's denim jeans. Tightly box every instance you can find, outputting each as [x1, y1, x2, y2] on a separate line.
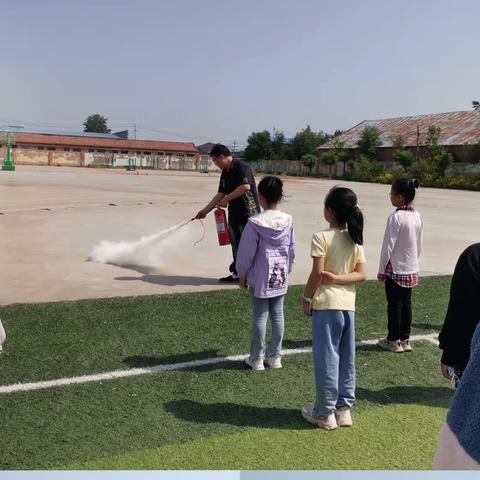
[312, 309, 356, 416]
[249, 290, 285, 360]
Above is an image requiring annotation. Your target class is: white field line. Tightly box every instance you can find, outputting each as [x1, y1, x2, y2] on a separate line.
[0, 333, 439, 395]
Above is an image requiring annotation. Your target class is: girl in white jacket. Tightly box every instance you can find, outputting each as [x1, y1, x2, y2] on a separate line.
[377, 178, 423, 353]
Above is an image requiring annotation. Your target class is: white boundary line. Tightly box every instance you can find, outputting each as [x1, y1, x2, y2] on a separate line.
[0, 333, 439, 395]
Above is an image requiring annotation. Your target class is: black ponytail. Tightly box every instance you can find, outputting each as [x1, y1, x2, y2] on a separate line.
[325, 186, 364, 245]
[392, 177, 419, 204]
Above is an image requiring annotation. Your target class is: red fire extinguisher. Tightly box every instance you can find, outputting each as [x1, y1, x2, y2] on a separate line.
[214, 208, 230, 246]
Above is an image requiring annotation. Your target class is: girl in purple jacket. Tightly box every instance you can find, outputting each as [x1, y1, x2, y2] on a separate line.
[236, 176, 295, 371]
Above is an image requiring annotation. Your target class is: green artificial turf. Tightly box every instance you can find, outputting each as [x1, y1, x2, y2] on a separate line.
[0, 276, 450, 384]
[0, 276, 453, 470]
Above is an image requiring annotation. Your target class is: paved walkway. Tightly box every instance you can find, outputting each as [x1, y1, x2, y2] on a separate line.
[1, 166, 479, 305]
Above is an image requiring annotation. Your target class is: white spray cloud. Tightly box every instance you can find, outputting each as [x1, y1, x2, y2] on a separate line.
[88, 221, 202, 271]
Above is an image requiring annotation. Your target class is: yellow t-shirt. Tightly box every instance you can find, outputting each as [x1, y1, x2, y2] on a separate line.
[310, 228, 366, 311]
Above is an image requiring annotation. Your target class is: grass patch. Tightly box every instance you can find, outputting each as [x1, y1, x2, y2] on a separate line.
[0, 276, 450, 384]
[0, 276, 453, 469]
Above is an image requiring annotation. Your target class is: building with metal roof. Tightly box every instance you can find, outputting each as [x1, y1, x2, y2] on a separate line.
[320, 111, 480, 151]
[1, 128, 199, 169]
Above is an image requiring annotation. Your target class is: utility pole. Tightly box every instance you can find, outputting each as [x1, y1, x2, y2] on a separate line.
[415, 123, 420, 162]
[133, 124, 137, 140]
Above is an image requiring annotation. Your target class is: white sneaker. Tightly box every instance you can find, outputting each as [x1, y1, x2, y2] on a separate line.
[377, 338, 404, 353]
[301, 405, 338, 430]
[401, 339, 413, 352]
[0, 320, 5, 353]
[335, 406, 353, 427]
[264, 355, 282, 369]
[245, 356, 265, 371]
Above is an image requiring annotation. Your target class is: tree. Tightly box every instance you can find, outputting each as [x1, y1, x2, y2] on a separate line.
[421, 125, 453, 176]
[271, 130, 295, 160]
[321, 137, 348, 178]
[243, 130, 273, 161]
[390, 134, 406, 149]
[301, 153, 317, 175]
[83, 114, 111, 133]
[356, 126, 383, 159]
[291, 125, 329, 160]
[423, 125, 443, 162]
[390, 134, 412, 170]
[321, 151, 338, 179]
[393, 149, 414, 170]
[472, 101, 480, 112]
[433, 150, 453, 177]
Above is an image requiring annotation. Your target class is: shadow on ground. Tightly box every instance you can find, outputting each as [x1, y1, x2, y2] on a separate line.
[166, 386, 452, 429]
[115, 274, 220, 286]
[165, 399, 307, 430]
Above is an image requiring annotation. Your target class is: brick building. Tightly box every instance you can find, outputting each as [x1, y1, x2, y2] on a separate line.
[0, 129, 199, 169]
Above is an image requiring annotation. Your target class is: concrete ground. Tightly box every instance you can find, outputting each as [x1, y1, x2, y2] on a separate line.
[1, 166, 479, 305]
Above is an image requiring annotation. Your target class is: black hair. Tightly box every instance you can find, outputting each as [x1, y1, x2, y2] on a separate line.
[392, 178, 419, 204]
[209, 143, 231, 158]
[324, 186, 364, 245]
[258, 175, 283, 204]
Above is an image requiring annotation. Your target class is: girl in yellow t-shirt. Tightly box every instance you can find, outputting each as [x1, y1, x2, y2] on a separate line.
[301, 186, 366, 430]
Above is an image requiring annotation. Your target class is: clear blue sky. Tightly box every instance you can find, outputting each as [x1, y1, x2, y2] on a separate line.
[2, 0, 480, 145]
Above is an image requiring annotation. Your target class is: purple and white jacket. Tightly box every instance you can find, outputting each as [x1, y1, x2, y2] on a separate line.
[236, 209, 295, 298]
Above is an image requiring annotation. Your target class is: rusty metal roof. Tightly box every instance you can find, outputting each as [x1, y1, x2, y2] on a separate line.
[10, 132, 198, 153]
[320, 111, 480, 149]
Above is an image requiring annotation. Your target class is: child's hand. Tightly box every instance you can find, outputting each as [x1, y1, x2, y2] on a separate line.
[302, 298, 312, 316]
[239, 277, 248, 288]
[321, 271, 339, 284]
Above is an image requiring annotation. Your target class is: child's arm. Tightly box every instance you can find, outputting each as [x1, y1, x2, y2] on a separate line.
[302, 256, 324, 315]
[378, 215, 401, 276]
[288, 226, 296, 274]
[322, 262, 366, 285]
[235, 221, 259, 285]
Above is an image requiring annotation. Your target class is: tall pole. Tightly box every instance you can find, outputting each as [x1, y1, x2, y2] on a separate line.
[2, 132, 16, 171]
[415, 123, 420, 162]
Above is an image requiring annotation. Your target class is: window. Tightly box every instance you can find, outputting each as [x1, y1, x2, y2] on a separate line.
[96, 149, 105, 153]
[64, 148, 71, 151]
[47, 147, 56, 151]
[12, 145, 17, 149]
[20, 145, 29, 149]
[112, 150, 119, 153]
[120, 150, 128, 154]
[88, 149, 95, 153]
[73, 148, 81, 152]
[38, 146, 44, 150]
[143, 151, 151, 155]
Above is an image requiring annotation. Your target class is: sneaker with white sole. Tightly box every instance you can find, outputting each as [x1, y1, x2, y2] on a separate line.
[301, 405, 338, 430]
[335, 406, 353, 427]
[377, 338, 404, 353]
[264, 355, 282, 369]
[0, 320, 5, 353]
[400, 339, 413, 352]
[245, 356, 265, 371]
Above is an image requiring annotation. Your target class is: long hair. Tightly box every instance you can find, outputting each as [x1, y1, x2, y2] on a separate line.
[324, 186, 364, 245]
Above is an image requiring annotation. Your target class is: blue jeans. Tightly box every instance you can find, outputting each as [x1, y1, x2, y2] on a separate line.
[311, 310, 356, 416]
[249, 290, 285, 360]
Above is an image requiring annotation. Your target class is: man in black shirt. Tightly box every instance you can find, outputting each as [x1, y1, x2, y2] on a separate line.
[195, 144, 260, 282]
